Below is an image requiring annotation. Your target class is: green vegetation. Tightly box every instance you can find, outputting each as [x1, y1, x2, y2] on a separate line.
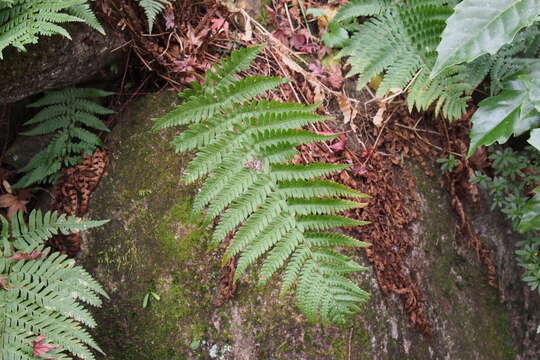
[15, 87, 113, 188]
[0, 0, 104, 59]
[136, 0, 167, 33]
[472, 147, 540, 296]
[329, 0, 540, 298]
[0, 210, 108, 359]
[154, 46, 372, 325]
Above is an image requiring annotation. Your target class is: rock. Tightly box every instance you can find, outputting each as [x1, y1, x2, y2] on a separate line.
[81, 92, 521, 359]
[0, 23, 124, 106]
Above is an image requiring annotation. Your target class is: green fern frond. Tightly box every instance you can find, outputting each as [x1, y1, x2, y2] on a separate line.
[333, 0, 389, 22]
[278, 179, 370, 198]
[67, 2, 105, 34]
[156, 47, 371, 324]
[136, 0, 167, 33]
[336, 0, 484, 121]
[0, 0, 104, 59]
[1, 210, 107, 359]
[14, 87, 112, 188]
[205, 45, 263, 90]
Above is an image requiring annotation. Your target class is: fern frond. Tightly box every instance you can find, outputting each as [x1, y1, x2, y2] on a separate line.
[1, 211, 107, 359]
[305, 232, 370, 248]
[136, 0, 167, 33]
[337, 1, 482, 120]
[15, 87, 111, 188]
[272, 163, 351, 181]
[205, 45, 263, 90]
[0, 0, 104, 59]
[278, 179, 370, 198]
[333, 0, 389, 22]
[156, 47, 371, 324]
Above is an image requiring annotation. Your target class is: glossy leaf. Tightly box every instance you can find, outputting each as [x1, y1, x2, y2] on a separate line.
[528, 128, 540, 151]
[468, 63, 540, 156]
[432, 0, 540, 76]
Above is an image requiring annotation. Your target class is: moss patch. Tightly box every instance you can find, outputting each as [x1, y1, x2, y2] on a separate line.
[80, 93, 516, 359]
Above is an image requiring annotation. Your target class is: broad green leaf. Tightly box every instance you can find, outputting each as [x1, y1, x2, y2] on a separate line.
[518, 187, 540, 232]
[322, 22, 350, 48]
[468, 90, 526, 156]
[432, 0, 540, 76]
[528, 128, 540, 151]
[468, 63, 540, 156]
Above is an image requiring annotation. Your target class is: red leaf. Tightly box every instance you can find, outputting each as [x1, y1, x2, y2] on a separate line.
[326, 67, 344, 90]
[33, 335, 60, 358]
[164, 10, 175, 30]
[210, 18, 229, 34]
[8, 251, 45, 261]
[329, 134, 347, 153]
[308, 61, 325, 77]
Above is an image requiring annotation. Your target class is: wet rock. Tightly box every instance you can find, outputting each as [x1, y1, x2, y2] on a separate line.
[81, 92, 520, 359]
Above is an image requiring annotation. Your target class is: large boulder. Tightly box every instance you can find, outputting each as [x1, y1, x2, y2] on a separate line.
[0, 23, 124, 106]
[81, 92, 523, 359]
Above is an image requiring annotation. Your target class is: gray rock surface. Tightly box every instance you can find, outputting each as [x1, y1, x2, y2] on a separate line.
[79, 92, 531, 359]
[0, 23, 124, 106]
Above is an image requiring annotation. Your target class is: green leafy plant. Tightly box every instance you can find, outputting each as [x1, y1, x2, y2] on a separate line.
[0, 0, 104, 59]
[136, 0, 167, 33]
[154, 46, 371, 325]
[471, 147, 540, 294]
[15, 87, 113, 189]
[467, 60, 540, 156]
[142, 290, 160, 309]
[436, 154, 458, 173]
[332, 0, 489, 121]
[1, 210, 108, 359]
[431, 0, 540, 76]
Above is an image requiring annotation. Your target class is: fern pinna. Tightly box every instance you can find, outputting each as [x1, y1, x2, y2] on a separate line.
[334, 0, 490, 121]
[154, 46, 371, 324]
[136, 0, 167, 33]
[0, 210, 108, 359]
[15, 87, 113, 189]
[0, 0, 104, 59]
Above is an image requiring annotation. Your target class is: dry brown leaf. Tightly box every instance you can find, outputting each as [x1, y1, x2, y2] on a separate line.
[0, 192, 29, 219]
[373, 101, 387, 127]
[337, 94, 357, 124]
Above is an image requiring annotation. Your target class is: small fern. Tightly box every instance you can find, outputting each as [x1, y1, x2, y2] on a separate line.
[334, 0, 490, 121]
[14, 87, 113, 189]
[136, 0, 167, 33]
[0, 210, 108, 359]
[0, 0, 104, 59]
[154, 46, 371, 325]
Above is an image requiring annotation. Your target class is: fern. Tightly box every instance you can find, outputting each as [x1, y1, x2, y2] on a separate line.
[136, 0, 167, 33]
[0, 210, 108, 359]
[0, 0, 104, 59]
[14, 87, 113, 189]
[334, 0, 490, 121]
[154, 46, 372, 325]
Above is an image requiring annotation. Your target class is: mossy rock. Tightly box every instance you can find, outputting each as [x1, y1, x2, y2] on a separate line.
[81, 92, 516, 359]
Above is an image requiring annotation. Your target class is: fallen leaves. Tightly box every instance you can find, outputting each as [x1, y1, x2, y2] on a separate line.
[337, 94, 357, 124]
[48, 149, 108, 257]
[0, 189, 31, 219]
[8, 251, 45, 261]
